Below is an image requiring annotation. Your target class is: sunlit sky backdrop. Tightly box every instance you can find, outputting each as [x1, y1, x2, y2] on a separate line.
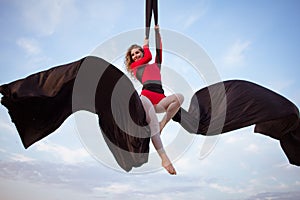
[1, 0, 300, 199]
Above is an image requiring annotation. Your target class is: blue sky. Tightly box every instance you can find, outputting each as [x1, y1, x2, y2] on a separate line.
[1, 0, 300, 199]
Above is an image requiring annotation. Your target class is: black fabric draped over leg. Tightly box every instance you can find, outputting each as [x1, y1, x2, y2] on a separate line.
[172, 80, 300, 166]
[0, 56, 151, 172]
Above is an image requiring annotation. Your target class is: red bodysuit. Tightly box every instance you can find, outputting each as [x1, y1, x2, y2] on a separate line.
[130, 32, 165, 105]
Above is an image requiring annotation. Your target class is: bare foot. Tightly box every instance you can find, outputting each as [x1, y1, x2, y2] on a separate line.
[162, 160, 177, 175]
[158, 150, 177, 175]
[163, 164, 177, 175]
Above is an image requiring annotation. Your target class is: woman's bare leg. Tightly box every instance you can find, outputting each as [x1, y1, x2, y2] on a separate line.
[155, 93, 184, 132]
[140, 95, 176, 175]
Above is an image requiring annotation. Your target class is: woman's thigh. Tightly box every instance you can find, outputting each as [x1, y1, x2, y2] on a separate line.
[154, 93, 184, 113]
[140, 95, 159, 135]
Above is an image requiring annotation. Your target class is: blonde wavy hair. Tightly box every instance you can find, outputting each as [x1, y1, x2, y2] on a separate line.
[124, 44, 144, 76]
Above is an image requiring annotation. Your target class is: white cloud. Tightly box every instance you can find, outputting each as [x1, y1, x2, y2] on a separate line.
[266, 79, 295, 93]
[93, 183, 132, 194]
[174, 156, 201, 174]
[0, 120, 16, 134]
[35, 141, 90, 164]
[275, 162, 296, 170]
[209, 183, 244, 194]
[10, 153, 35, 162]
[224, 135, 244, 144]
[223, 39, 251, 66]
[183, 14, 202, 30]
[244, 144, 259, 153]
[224, 136, 238, 144]
[16, 37, 41, 55]
[83, 0, 123, 22]
[269, 176, 287, 189]
[174, 0, 209, 30]
[16, 0, 77, 36]
[246, 191, 300, 200]
[15, 0, 124, 36]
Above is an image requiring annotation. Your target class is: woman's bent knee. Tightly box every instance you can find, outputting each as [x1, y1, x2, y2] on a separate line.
[175, 93, 184, 105]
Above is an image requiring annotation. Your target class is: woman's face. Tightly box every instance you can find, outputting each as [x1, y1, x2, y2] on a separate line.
[131, 48, 143, 62]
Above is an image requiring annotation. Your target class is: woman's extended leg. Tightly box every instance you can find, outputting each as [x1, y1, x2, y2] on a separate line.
[140, 95, 176, 175]
[154, 93, 184, 132]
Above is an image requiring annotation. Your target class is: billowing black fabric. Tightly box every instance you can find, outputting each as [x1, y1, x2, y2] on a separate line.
[173, 80, 300, 166]
[0, 58, 83, 147]
[0, 56, 150, 172]
[1, 57, 299, 169]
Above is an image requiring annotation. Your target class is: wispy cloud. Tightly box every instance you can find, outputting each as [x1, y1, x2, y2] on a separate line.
[15, 0, 124, 36]
[244, 144, 260, 153]
[223, 39, 251, 67]
[183, 14, 202, 30]
[245, 191, 300, 200]
[170, 0, 209, 30]
[16, 0, 77, 36]
[266, 79, 295, 93]
[224, 136, 241, 144]
[83, 0, 123, 22]
[9, 153, 35, 162]
[0, 158, 299, 200]
[16, 37, 41, 55]
[93, 183, 133, 194]
[0, 160, 110, 193]
[224, 132, 247, 144]
[209, 183, 246, 194]
[34, 141, 90, 164]
[0, 119, 16, 134]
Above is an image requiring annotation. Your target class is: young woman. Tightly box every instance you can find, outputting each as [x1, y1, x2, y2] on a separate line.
[126, 25, 184, 132]
[125, 25, 184, 175]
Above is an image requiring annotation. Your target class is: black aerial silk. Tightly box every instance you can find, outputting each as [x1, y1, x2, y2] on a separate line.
[144, 0, 162, 71]
[0, 57, 299, 171]
[0, 56, 151, 172]
[172, 80, 300, 166]
[145, 0, 158, 39]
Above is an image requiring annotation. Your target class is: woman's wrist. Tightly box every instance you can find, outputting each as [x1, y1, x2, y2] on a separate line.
[144, 38, 149, 46]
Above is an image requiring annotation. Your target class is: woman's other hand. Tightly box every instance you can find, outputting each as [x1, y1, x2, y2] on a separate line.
[144, 38, 149, 46]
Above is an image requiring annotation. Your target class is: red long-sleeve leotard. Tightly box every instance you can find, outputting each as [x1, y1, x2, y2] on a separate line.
[130, 45, 162, 84]
[130, 31, 165, 105]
